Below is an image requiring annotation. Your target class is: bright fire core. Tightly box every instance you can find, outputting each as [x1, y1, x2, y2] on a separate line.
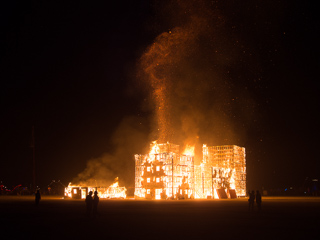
[134, 142, 246, 199]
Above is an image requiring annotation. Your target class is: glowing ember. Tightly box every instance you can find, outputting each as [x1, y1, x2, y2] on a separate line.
[136, 3, 247, 200]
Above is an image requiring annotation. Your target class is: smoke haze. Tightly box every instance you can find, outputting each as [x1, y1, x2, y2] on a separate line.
[72, 116, 149, 188]
[73, 0, 258, 186]
[140, 0, 257, 162]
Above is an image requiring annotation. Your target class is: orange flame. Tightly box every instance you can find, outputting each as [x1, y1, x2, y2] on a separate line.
[183, 144, 195, 156]
[150, 141, 160, 155]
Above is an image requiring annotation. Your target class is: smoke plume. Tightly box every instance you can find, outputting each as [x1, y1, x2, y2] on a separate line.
[72, 0, 258, 186]
[140, 0, 257, 161]
[72, 117, 149, 188]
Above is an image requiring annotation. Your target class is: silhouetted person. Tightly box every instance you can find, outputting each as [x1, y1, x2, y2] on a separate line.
[35, 190, 41, 206]
[85, 191, 93, 218]
[248, 190, 255, 211]
[93, 191, 99, 218]
[256, 190, 262, 211]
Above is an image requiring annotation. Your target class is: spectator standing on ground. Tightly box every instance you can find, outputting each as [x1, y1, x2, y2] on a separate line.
[256, 190, 262, 211]
[35, 189, 41, 206]
[248, 190, 255, 211]
[85, 191, 93, 218]
[93, 191, 99, 218]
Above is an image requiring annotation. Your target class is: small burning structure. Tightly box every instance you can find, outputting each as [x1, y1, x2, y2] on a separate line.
[99, 181, 127, 199]
[65, 178, 126, 199]
[135, 142, 246, 199]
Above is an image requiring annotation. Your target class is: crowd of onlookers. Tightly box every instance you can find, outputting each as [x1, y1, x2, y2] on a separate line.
[0, 180, 66, 196]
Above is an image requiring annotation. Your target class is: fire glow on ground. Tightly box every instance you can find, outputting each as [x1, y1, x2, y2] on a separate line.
[0, 196, 319, 239]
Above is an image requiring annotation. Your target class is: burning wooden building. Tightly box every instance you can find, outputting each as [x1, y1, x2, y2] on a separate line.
[135, 142, 194, 200]
[195, 145, 246, 199]
[64, 178, 127, 199]
[134, 142, 246, 199]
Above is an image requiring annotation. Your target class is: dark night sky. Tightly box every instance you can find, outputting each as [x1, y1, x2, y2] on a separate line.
[1, 1, 319, 191]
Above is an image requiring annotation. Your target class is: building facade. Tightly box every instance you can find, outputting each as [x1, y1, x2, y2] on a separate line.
[135, 142, 194, 199]
[135, 143, 246, 199]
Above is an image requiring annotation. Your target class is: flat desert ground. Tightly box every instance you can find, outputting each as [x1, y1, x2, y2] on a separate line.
[1, 196, 319, 239]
